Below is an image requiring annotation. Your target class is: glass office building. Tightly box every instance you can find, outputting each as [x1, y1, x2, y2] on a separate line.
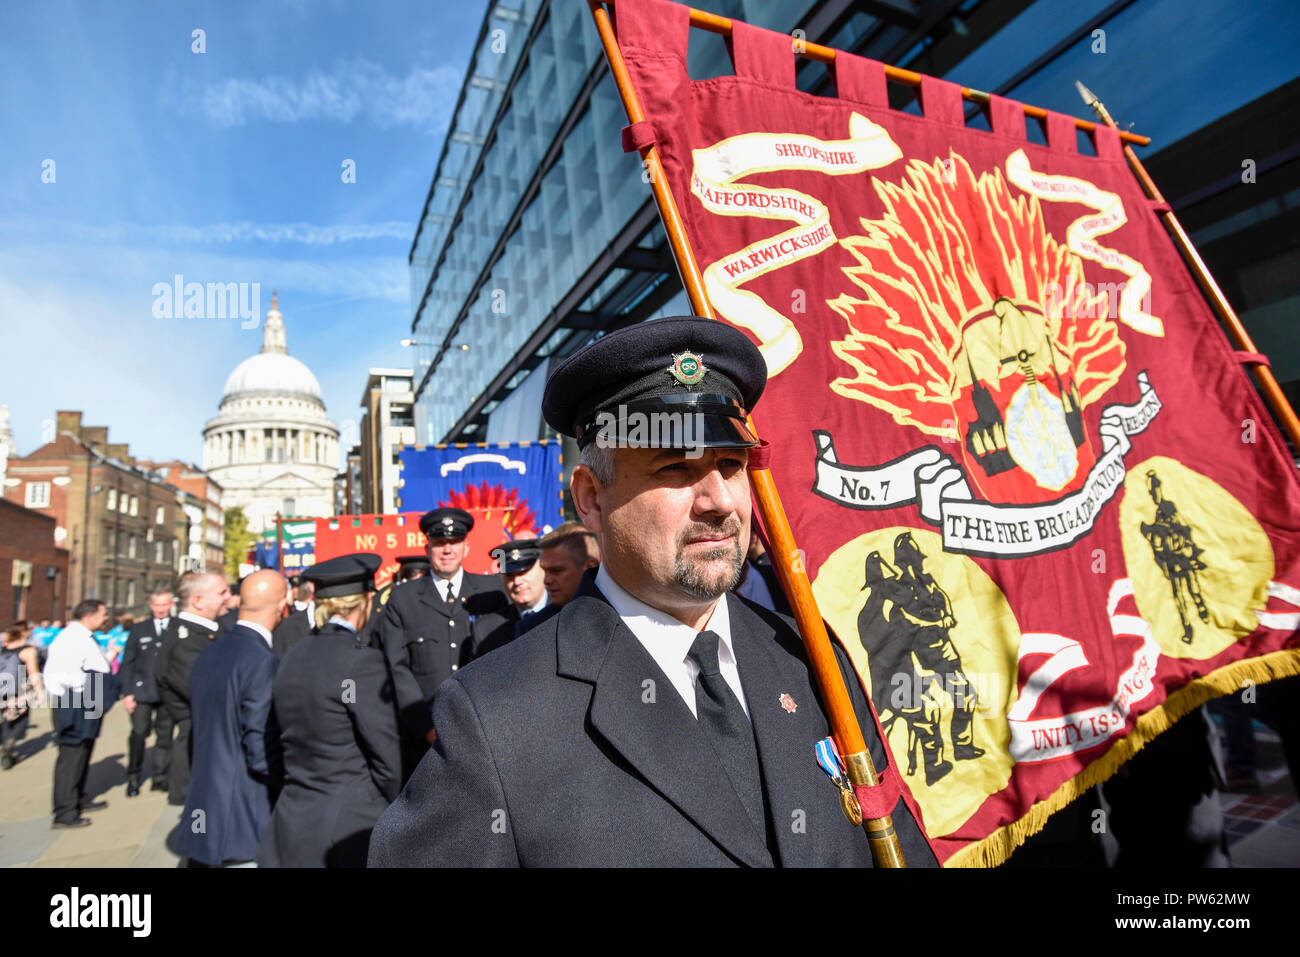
[409, 0, 1300, 445]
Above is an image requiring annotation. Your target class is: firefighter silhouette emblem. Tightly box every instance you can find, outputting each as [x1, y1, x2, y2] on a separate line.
[1139, 470, 1209, 642]
[856, 532, 984, 786]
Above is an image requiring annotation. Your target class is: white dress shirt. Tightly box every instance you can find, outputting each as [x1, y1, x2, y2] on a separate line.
[42, 622, 110, 698]
[595, 565, 750, 719]
[433, 567, 465, 602]
[152, 616, 170, 637]
[177, 610, 220, 632]
[238, 620, 273, 648]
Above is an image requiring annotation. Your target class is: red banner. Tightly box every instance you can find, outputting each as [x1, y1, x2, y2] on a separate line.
[314, 511, 505, 586]
[615, 0, 1300, 865]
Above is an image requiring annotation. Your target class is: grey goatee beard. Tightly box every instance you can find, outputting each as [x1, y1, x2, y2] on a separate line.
[672, 517, 744, 600]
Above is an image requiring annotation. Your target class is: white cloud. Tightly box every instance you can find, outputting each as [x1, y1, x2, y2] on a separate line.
[171, 58, 462, 132]
[0, 220, 413, 247]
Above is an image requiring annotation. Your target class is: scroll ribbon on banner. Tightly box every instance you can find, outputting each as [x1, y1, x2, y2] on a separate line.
[813, 372, 1164, 557]
[691, 113, 902, 375]
[1005, 579, 1161, 764]
[1004, 149, 1165, 338]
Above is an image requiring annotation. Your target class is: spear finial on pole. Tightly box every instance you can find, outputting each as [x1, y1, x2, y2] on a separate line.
[1076, 81, 1300, 452]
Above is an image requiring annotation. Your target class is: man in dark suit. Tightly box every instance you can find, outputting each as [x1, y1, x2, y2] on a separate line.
[216, 579, 240, 634]
[272, 577, 314, 658]
[179, 569, 287, 867]
[374, 508, 508, 781]
[464, 539, 550, 663]
[154, 570, 229, 806]
[369, 316, 937, 867]
[119, 588, 176, 796]
[734, 536, 794, 617]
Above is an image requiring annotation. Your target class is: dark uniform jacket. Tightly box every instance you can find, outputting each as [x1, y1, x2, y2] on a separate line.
[374, 572, 507, 741]
[368, 584, 937, 868]
[177, 624, 279, 866]
[257, 622, 402, 868]
[119, 618, 168, 703]
[464, 599, 557, 663]
[154, 615, 221, 724]
[271, 609, 313, 659]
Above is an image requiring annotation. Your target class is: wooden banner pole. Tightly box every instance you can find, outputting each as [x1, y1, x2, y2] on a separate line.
[589, 0, 907, 867]
[1077, 82, 1300, 453]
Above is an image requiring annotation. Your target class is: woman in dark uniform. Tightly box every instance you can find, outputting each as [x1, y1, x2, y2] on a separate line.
[257, 553, 401, 867]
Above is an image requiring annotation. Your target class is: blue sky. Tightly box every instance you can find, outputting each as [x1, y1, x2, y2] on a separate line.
[0, 0, 487, 465]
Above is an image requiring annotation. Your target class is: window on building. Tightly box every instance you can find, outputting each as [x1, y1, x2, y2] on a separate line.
[130, 496, 139, 516]
[155, 541, 164, 564]
[106, 488, 117, 510]
[119, 492, 129, 514]
[156, 505, 165, 525]
[127, 580, 136, 606]
[24, 482, 50, 508]
[128, 535, 137, 559]
[283, 498, 296, 515]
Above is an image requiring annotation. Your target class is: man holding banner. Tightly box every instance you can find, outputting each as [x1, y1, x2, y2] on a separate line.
[369, 317, 934, 867]
[374, 507, 507, 781]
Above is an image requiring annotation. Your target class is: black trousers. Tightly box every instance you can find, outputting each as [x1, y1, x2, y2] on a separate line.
[1, 710, 30, 755]
[127, 701, 173, 784]
[168, 717, 191, 805]
[52, 739, 96, 823]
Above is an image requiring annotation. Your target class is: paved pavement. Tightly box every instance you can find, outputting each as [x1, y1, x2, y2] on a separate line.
[0, 697, 1295, 867]
[1217, 725, 1300, 866]
[0, 702, 181, 868]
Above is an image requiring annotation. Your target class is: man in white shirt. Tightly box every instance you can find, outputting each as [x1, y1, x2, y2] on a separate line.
[44, 599, 113, 828]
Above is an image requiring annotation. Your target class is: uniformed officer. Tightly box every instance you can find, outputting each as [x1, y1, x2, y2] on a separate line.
[369, 316, 937, 867]
[119, 588, 175, 796]
[257, 553, 401, 868]
[359, 555, 431, 649]
[154, 571, 230, 806]
[463, 539, 551, 663]
[374, 508, 507, 780]
[271, 576, 314, 659]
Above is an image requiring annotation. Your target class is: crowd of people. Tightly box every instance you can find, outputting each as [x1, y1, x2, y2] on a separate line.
[5, 316, 1291, 868]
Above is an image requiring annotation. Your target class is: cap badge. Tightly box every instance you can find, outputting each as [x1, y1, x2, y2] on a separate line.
[669, 351, 706, 387]
[509, 549, 520, 561]
[442, 517, 454, 527]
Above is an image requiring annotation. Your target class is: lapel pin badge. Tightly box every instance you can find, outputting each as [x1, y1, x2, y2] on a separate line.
[779, 692, 797, 713]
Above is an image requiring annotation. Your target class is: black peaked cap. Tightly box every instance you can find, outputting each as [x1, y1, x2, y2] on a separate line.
[304, 553, 381, 598]
[490, 539, 541, 574]
[420, 507, 474, 539]
[541, 316, 767, 448]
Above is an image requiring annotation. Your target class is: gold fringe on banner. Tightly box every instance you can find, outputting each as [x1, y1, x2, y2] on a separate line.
[946, 647, 1300, 868]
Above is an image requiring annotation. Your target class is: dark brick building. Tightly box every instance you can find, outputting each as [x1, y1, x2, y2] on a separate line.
[0, 497, 69, 626]
[3, 412, 186, 617]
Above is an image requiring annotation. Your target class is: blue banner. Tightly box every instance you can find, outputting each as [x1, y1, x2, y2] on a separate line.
[397, 440, 564, 539]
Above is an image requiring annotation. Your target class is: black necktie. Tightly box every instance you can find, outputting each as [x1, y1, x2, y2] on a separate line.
[688, 630, 765, 835]
[445, 582, 456, 606]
